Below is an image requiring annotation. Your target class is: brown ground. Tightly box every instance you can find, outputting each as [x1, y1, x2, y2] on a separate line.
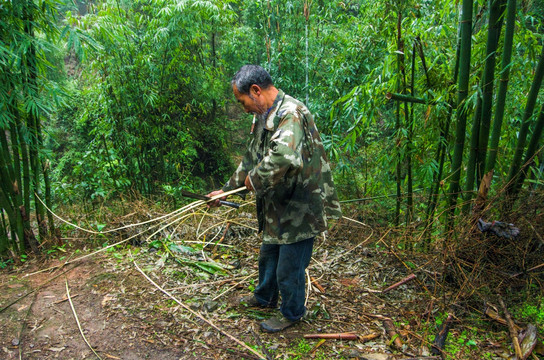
[0, 200, 542, 360]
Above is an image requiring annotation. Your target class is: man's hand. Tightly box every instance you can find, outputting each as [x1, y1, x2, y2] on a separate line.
[244, 175, 254, 192]
[206, 189, 226, 208]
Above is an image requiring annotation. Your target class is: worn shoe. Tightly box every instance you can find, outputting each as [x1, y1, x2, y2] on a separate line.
[260, 314, 300, 333]
[239, 295, 276, 308]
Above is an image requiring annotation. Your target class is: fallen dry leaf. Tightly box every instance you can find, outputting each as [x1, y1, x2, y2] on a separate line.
[47, 346, 65, 352]
[101, 294, 115, 307]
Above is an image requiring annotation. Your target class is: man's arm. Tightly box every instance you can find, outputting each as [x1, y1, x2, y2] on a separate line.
[247, 113, 304, 196]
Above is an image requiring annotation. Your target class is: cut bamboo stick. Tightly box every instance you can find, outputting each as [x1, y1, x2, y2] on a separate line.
[304, 332, 358, 340]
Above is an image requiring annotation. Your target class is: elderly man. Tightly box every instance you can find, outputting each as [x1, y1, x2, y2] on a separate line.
[208, 65, 341, 332]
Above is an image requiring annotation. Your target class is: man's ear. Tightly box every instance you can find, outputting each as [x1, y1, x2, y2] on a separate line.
[250, 84, 261, 97]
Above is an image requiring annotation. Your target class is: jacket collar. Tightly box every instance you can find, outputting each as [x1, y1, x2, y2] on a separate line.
[263, 89, 285, 131]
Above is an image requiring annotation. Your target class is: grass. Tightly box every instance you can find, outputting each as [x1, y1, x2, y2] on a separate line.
[512, 295, 544, 331]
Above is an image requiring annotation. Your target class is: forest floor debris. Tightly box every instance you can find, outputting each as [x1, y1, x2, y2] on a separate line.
[1, 197, 543, 359]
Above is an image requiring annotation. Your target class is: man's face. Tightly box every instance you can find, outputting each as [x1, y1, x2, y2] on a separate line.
[233, 84, 265, 115]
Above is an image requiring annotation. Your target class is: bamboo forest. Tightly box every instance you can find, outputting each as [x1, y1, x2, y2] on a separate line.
[1, 0, 543, 358]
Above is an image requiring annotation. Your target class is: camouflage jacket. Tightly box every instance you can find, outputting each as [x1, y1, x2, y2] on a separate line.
[223, 90, 342, 244]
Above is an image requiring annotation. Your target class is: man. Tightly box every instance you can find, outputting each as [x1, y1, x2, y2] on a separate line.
[208, 65, 341, 332]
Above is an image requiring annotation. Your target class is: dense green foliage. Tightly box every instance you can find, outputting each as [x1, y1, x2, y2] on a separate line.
[1, 0, 543, 256]
[0, 0, 64, 253]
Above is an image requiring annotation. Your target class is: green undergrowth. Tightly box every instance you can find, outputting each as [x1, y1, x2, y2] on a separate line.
[417, 311, 505, 360]
[512, 294, 544, 333]
[255, 338, 337, 360]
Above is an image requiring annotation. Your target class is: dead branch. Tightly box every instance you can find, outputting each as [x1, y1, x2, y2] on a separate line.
[310, 276, 326, 293]
[499, 297, 523, 359]
[211, 271, 257, 301]
[54, 294, 79, 304]
[212, 222, 231, 254]
[485, 305, 522, 331]
[28, 187, 248, 277]
[378, 238, 431, 295]
[431, 313, 454, 355]
[382, 274, 416, 293]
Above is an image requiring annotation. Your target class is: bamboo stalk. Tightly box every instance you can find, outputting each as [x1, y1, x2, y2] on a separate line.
[132, 258, 266, 360]
[487, 0, 517, 173]
[35, 186, 247, 235]
[383, 318, 404, 349]
[476, 0, 506, 182]
[66, 280, 103, 359]
[382, 274, 416, 293]
[506, 45, 544, 198]
[27, 188, 247, 277]
[304, 332, 358, 340]
[514, 105, 544, 193]
[386, 92, 438, 105]
[212, 271, 257, 301]
[447, 0, 474, 230]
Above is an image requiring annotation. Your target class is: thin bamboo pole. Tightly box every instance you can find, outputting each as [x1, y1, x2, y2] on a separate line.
[132, 258, 266, 360]
[66, 280, 103, 360]
[476, 0, 506, 180]
[506, 45, 544, 198]
[447, 0, 474, 230]
[486, 0, 517, 173]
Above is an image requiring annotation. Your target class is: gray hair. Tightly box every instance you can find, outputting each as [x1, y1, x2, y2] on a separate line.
[231, 65, 273, 95]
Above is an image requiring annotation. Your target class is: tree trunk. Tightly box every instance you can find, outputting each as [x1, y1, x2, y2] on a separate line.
[486, 0, 517, 174]
[447, 0, 474, 231]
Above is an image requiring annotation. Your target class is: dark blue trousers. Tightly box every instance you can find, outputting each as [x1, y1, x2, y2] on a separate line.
[254, 237, 314, 321]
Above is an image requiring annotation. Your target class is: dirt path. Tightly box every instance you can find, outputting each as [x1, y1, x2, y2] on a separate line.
[1, 255, 198, 359]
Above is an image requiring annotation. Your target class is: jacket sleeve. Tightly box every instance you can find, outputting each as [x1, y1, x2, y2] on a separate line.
[248, 113, 304, 196]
